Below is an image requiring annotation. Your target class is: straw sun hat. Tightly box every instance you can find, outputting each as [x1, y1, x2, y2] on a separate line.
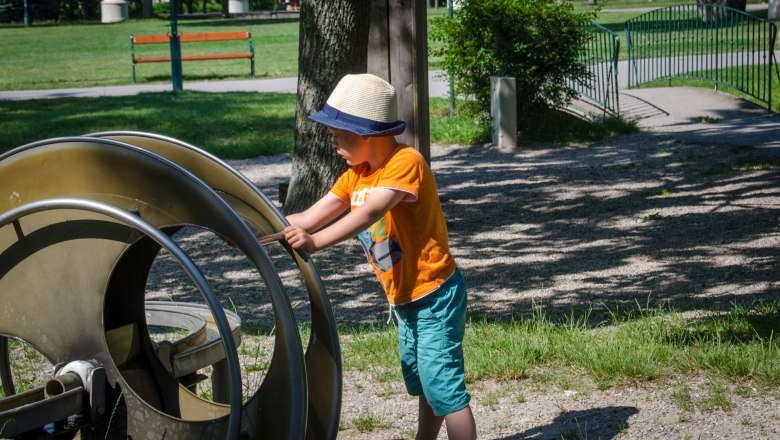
[309, 74, 407, 136]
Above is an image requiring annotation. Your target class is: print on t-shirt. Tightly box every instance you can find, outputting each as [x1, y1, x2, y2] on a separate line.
[357, 218, 403, 272]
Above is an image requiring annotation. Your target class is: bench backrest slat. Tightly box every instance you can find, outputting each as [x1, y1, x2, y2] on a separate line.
[132, 34, 170, 44]
[180, 31, 251, 43]
[132, 31, 251, 45]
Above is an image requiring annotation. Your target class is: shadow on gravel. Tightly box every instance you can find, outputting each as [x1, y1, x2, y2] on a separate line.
[310, 131, 780, 326]
[493, 406, 639, 440]
[150, 131, 779, 329]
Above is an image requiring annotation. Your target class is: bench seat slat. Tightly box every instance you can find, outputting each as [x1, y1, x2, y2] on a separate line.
[181, 53, 253, 61]
[134, 53, 253, 64]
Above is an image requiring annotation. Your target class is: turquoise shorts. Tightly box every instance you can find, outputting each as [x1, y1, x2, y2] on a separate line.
[395, 269, 470, 417]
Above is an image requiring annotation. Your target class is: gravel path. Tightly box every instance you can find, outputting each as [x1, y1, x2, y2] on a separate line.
[217, 128, 780, 439]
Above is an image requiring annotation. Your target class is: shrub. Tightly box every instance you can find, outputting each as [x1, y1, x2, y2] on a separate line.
[0, 0, 60, 23]
[430, 0, 595, 130]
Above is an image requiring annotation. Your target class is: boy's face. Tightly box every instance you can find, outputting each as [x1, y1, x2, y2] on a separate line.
[328, 127, 370, 166]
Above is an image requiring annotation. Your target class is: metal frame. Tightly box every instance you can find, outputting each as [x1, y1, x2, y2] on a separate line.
[0, 134, 339, 439]
[571, 20, 621, 116]
[626, 4, 778, 111]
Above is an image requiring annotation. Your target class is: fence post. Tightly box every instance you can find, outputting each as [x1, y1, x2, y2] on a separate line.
[770, 0, 780, 20]
[490, 76, 517, 152]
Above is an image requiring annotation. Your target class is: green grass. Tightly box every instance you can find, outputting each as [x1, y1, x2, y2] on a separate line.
[429, 97, 491, 145]
[3, 1, 771, 90]
[0, 17, 300, 90]
[0, 91, 296, 158]
[1, 93, 635, 157]
[3, 301, 778, 406]
[340, 300, 780, 391]
[522, 107, 639, 143]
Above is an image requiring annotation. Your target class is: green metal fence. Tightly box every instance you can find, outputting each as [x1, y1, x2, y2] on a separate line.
[571, 21, 621, 115]
[626, 4, 778, 110]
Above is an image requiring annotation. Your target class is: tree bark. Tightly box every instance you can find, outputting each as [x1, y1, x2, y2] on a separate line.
[697, 0, 747, 22]
[283, 0, 371, 214]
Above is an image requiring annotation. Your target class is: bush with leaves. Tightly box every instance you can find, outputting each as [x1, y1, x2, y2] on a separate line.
[430, 0, 595, 129]
[0, 0, 60, 23]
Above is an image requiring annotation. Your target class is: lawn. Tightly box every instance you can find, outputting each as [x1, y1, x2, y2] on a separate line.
[3, 0, 772, 91]
[0, 17, 300, 90]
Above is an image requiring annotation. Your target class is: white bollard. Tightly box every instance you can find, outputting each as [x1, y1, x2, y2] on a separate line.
[228, 0, 249, 13]
[100, 0, 128, 23]
[770, 0, 780, 20]
[490, 76, 518, 152]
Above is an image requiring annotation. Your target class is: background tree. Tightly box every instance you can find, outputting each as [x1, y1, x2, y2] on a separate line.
[697, 0, 746, 11]
[430, 0, 593, 131]
[283, 0, 371, 214]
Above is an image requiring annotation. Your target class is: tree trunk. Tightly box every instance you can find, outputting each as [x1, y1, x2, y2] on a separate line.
[697, 0, 747, 22]
[283, 0, 371, 214]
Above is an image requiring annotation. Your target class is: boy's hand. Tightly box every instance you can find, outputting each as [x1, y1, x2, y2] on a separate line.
[283, 225, 318, 252]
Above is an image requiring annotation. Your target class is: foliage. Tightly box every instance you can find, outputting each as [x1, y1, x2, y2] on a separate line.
[0, 0, 59, 23]
[430, 0, 595, 129]
[249, 0, 276, 11]
[0, 0, 276, 23]
[429, 97, 491, 145]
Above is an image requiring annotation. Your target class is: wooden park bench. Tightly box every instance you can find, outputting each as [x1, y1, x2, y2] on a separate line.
[130, 31, 255, 83]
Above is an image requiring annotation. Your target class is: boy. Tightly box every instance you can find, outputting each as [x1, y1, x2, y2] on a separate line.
[283, 74, 477, 440]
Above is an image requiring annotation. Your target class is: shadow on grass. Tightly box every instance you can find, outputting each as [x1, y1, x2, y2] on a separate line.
[0, 92, 295, 157]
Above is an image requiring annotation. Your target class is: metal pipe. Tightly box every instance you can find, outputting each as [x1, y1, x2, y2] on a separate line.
[45, 373, 82, 398]
[257, 231, 285, 245]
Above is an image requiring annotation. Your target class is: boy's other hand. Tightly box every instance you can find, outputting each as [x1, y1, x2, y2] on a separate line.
[284, 225, 318, 252]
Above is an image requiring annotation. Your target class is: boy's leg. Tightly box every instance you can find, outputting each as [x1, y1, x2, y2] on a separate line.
[443, 404, 476, 440]
[416, 396, 444, 440]
[417, 396, 476, 440]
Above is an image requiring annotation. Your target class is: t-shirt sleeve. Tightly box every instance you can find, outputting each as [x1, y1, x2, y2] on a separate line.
[377, 149, 423, 202]
[329, 169, 353, 204]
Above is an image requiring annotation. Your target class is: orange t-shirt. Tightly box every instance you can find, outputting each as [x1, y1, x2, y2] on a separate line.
[330, 145, 456, 305]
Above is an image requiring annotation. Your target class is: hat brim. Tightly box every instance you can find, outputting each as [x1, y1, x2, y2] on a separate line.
[309, 105, 406, 137]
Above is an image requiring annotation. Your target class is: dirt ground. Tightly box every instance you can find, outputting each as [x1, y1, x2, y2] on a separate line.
[211, 129, 779, 439]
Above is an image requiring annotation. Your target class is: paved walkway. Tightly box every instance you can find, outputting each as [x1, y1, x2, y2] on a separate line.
[2, 70, 777, 148]
[0, 71, 452, 102]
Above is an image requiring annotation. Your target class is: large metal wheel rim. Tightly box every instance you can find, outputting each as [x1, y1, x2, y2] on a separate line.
[88, 130, 342, 438]
[0, 197, 242, 439]
[0, 137, 307, 438]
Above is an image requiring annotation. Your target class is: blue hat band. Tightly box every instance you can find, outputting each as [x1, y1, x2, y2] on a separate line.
[310, 103, 406, 136]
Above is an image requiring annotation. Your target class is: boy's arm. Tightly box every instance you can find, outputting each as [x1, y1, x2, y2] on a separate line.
[286, 193, 349, 233]
[284, 188, 406, 253]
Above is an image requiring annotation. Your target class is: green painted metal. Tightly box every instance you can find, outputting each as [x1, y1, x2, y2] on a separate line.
[572, 20, 621, 115]
[130, 34, 137, 84]
[626, 4, 778, 111]
[169, 0, 184, 91]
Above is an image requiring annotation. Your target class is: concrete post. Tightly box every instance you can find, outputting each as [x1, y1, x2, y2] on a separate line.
[228, 0, 248, 13]
[770, 0, 780, 20]
[100, 0, 128, 23]
[490, 76, 517, 152]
